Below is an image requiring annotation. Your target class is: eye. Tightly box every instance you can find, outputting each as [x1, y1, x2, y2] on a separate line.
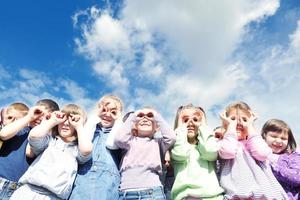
[183, 118, 189, 123]
[193, 117, 199, 122]
[230, 116, 236, 120]
[242, 117, 247, 122]
[137, 113, 145, 118]
[102, 108, 107, 112]
[146, 112, 154, 118]
[111, 110, 117, 116]
[7, 116, 13, 120]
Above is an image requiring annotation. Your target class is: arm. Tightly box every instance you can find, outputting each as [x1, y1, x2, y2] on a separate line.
[246, 135, 271, 161]
[69, 114, 93, 164]
[155, 113, 176, 154]
[271, 152, 300, 186]
[114, 113, 136, 150]
[171, 126, 190, 162]
[0, 106, 43, 140]
[243, 112, 271, 161]
[69, 114, 93, 157]
[218, 132, 239, 159]
[197, 125, 218, 161]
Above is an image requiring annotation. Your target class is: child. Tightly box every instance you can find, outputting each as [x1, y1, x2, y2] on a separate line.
[0, 103, 29, 149]
[0, 99, 59, 200]
[171, 104, 224, 200]
[69, 94, 123, 200]
[10, 104, 92, 200]
[115, 107, 176, 200]
[261, 119, 300, 200]
[217, 101, 288, 199]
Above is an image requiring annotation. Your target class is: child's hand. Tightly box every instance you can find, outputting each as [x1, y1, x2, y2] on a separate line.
[241, 111, 257, 136]
[46, 111, 67, 126]
[220, 111, 237, 133]
[27, 106, 45, 122]
[69, 114, 84, 130]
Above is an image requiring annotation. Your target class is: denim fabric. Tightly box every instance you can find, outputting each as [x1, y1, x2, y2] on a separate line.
[69, 125, 120, 200]
[0, 177, 21, 200]
[119, 186, 166, 200]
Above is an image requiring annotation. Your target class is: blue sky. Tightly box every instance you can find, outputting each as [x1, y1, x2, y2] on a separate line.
[1, 0, 300, 143]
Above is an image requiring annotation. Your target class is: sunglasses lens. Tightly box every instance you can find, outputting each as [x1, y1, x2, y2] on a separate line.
[137, 113, 145, 118]
[146, 112, 154, 118]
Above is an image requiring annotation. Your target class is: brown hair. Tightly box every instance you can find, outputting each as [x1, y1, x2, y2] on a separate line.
[174, 104, 206, 129]
[61, 104, 87, 123]
[261, 119, 297, 153]
[224, 101, 251, 117]
[36, 99, 59, 112]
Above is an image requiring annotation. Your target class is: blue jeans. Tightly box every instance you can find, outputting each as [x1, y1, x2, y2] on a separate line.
[0, 177, 21, 200]
[119, 186, 166, 200]
[69, 161, 120, 200]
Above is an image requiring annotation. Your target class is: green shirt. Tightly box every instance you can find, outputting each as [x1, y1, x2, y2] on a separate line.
[171, 125, 224, 200]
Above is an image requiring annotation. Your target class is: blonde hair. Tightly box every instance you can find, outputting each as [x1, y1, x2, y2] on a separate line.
[7, 102, 29, 117]
[61, 104, 87, 123]
[174, 104, 206, 129]
[261, 119, 297, 153]
[224, 101, 251, 117]
[98, 94, 123, 112]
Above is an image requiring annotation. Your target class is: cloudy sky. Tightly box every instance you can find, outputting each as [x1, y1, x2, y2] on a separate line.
[0, 0, 300, 143]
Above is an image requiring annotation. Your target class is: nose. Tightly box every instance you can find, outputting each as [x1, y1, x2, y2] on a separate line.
[187, 119, 194, 126]
[273, 138, 282, 145]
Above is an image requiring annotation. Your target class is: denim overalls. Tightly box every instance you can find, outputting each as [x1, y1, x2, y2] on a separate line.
[69, 125, 120, 200]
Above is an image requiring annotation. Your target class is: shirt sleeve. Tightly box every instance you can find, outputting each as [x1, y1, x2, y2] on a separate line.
[171, 126, 190, 162]
[114, 114, 136, 150]
[197, 125, 218, 161]
[271, 152, 300, 186]
[28, 134, 51, 156]
[76, 148, 92, 164]
[155, 113, 176, 154]
[218, 132, 239, 159]
[246, 134, 271, 161]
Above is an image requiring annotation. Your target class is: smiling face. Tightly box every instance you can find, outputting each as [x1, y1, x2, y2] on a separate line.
[98, 98, 121, 128]
[135, 108, 157, 138]
[226, 108, 250, 140]
[265, 130, 288, 154]
[178, 108, 203, 144]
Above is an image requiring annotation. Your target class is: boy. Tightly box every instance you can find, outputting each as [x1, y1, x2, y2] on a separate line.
[69, 94, 123, 200]
[0, 99, 59, 200]
[0, 103, 29, 149]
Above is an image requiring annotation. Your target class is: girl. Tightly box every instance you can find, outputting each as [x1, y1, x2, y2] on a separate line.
[217, 101, 288, 199]
[115, 107, 176, 200]
[69, 95, 123, 200]
[261, 119, 300, 200]
[171, 104, 224, 200]
[10, 104, 92, 200]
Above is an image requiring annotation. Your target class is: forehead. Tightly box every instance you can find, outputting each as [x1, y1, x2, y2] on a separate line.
[179, 108, 202, 117]
[99, 99, 120, 109]
[267, 130, 288, 137]
[139, 108, 153, 113]
[228, 108, 250, 117]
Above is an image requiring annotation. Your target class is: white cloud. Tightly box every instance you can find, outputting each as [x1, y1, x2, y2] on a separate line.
[74, 0, 300, 144]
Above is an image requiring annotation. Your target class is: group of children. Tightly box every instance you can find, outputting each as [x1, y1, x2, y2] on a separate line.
[0, 95, 299, 200]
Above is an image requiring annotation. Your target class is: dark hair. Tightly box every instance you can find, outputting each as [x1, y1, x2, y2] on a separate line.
[35, 99, 59, 112]
[122, 111, 134, 122]
[261, 119, 297, 153]
[174, 104, 206, 129]
[225, 101, 251, 117]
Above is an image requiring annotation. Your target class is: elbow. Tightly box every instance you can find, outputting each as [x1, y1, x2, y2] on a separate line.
[251, 148, 271, 161]
[218, 147, 237, 159]
[80, 144, 93, 156]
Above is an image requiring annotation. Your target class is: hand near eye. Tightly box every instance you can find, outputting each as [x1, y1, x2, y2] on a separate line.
[241, 111, 257, 137]
[69, 114, 84, 130]
[220, 111, 237, 133]
[28, 106, 44, 122]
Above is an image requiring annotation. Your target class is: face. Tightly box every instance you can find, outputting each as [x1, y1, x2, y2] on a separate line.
[98, 99, 120, 128]
[135, 108, 157, 137]
[227, 108, 250, 140]
[58, 117, 76, 141]
[30, 106, 52, 127]
[265, 131, 288, 154]
[3, 108, 25, 126]
[178, 108, 203, 142]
